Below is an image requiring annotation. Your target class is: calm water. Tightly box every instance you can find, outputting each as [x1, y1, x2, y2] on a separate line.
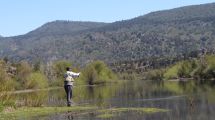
[16, 80, 215, 120]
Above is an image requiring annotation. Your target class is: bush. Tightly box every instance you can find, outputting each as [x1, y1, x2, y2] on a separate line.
[164, 60, 197, 80]
[80, 61, 117, 85]
[0, 60, 15, 108]
[12, 61, 49, 90]
[204, 55, 215, 79]
[177, 60, 197, 78]
[26, 72, 48, 89]
[118, 72, 138, 80]
[146, 69, 165, 80]
[81, 65, 98, 85]
[53, 60, 72, 78]
[193, 55, 215, 80]
[164, 63, 181, 80]
[0, 103, 3, 112]
[15, 61, 32, 89]
[50, 60, 72, 86]
[33, 61, 44, 72]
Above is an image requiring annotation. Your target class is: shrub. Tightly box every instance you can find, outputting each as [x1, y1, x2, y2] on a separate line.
[80, 61, 117, 85]
[164, 63, 181, 80]
[33, 61, 44, 72]
[164, 60, 197, 80]
[0, 60, 15, 109]
[118, 72, 138, 80]
[15, 61, 32, 89]
[13, 61, 48, 90]
[26, 72, 48, 89]
[177, 60, 197, 78]
[205, 55, 215, 79]
[0, 103, 3, 112]
[53, 60, 72, 78]
[193, 55, 215, 80]
[81, 65, 98, 85]
[146, 69, 165, 80]
[51, 60, 72, 86]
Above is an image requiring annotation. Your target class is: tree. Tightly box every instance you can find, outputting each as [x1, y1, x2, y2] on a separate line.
[16, 61, 32, 89]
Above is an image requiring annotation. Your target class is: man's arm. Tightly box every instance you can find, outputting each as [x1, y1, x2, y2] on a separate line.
[67, 71, 80, 77]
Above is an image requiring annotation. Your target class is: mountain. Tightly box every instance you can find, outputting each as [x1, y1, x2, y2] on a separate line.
[26, 20, 108, 36]
[1, 3, 215, 64]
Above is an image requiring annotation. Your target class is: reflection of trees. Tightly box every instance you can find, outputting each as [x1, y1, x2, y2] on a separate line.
[73, 85, 120, 106]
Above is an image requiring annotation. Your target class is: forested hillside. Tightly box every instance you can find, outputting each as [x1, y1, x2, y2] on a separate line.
[1, 3, 215, 64]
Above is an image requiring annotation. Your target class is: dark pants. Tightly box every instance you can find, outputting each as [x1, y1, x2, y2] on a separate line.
[64, 85, 73, 106]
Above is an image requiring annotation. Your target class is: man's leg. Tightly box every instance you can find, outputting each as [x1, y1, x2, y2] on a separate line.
[64, 85, 71, 106]
[67, 85, 72, 106]
[70, 86, 73, 99]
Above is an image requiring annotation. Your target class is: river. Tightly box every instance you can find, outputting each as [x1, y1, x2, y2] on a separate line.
[15, 80, 215, 120]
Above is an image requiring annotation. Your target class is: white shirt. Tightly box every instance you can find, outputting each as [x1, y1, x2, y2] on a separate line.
[66, 71, 80, 77]
[64, 71, 80, 86]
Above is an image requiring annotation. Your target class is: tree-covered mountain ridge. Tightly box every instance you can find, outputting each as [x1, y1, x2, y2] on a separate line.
[1, 2, 215, 64]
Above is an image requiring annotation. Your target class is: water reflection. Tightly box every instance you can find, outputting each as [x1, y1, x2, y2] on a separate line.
[15, 80, 215, 120]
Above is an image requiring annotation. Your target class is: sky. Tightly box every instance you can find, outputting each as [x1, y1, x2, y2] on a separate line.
[0, 0, 215, 37]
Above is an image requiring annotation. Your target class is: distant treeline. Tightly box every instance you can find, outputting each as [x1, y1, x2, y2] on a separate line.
[110, 51, 215, 81]
[145, 55, 215, 81]
[109, 50, 207, 73]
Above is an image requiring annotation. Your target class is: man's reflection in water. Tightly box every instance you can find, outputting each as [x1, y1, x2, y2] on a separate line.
[66, 111, 74, 120]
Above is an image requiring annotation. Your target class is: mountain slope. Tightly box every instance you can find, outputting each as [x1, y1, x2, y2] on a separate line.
[1, 3, 215, 64]
[26, 20, 108, 36]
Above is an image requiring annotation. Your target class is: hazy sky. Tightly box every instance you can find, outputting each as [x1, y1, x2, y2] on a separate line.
[0, 0, 214, 37]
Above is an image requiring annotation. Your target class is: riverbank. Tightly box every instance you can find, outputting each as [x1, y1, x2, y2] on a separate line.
[0, 106, 97, 120]
[0, 105, 168, 120]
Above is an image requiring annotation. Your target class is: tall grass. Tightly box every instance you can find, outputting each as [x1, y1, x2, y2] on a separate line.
[20, 91, 48, 107]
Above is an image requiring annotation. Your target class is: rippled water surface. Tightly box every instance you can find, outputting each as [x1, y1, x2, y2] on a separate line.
[16, 80, 215, 120]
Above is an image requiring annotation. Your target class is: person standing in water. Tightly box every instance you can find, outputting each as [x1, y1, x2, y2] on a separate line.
[64, 67, 80, 106]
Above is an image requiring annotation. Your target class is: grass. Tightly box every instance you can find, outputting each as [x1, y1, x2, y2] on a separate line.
[0, 106, 97, 120]
[96, 107, 168, 119]
[98, 107, 168, 114]
[96, 113, 115, 119]
[0, 106, 169, 120]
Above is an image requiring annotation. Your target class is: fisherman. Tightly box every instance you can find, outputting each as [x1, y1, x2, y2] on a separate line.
[64, 67, 80, 106]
